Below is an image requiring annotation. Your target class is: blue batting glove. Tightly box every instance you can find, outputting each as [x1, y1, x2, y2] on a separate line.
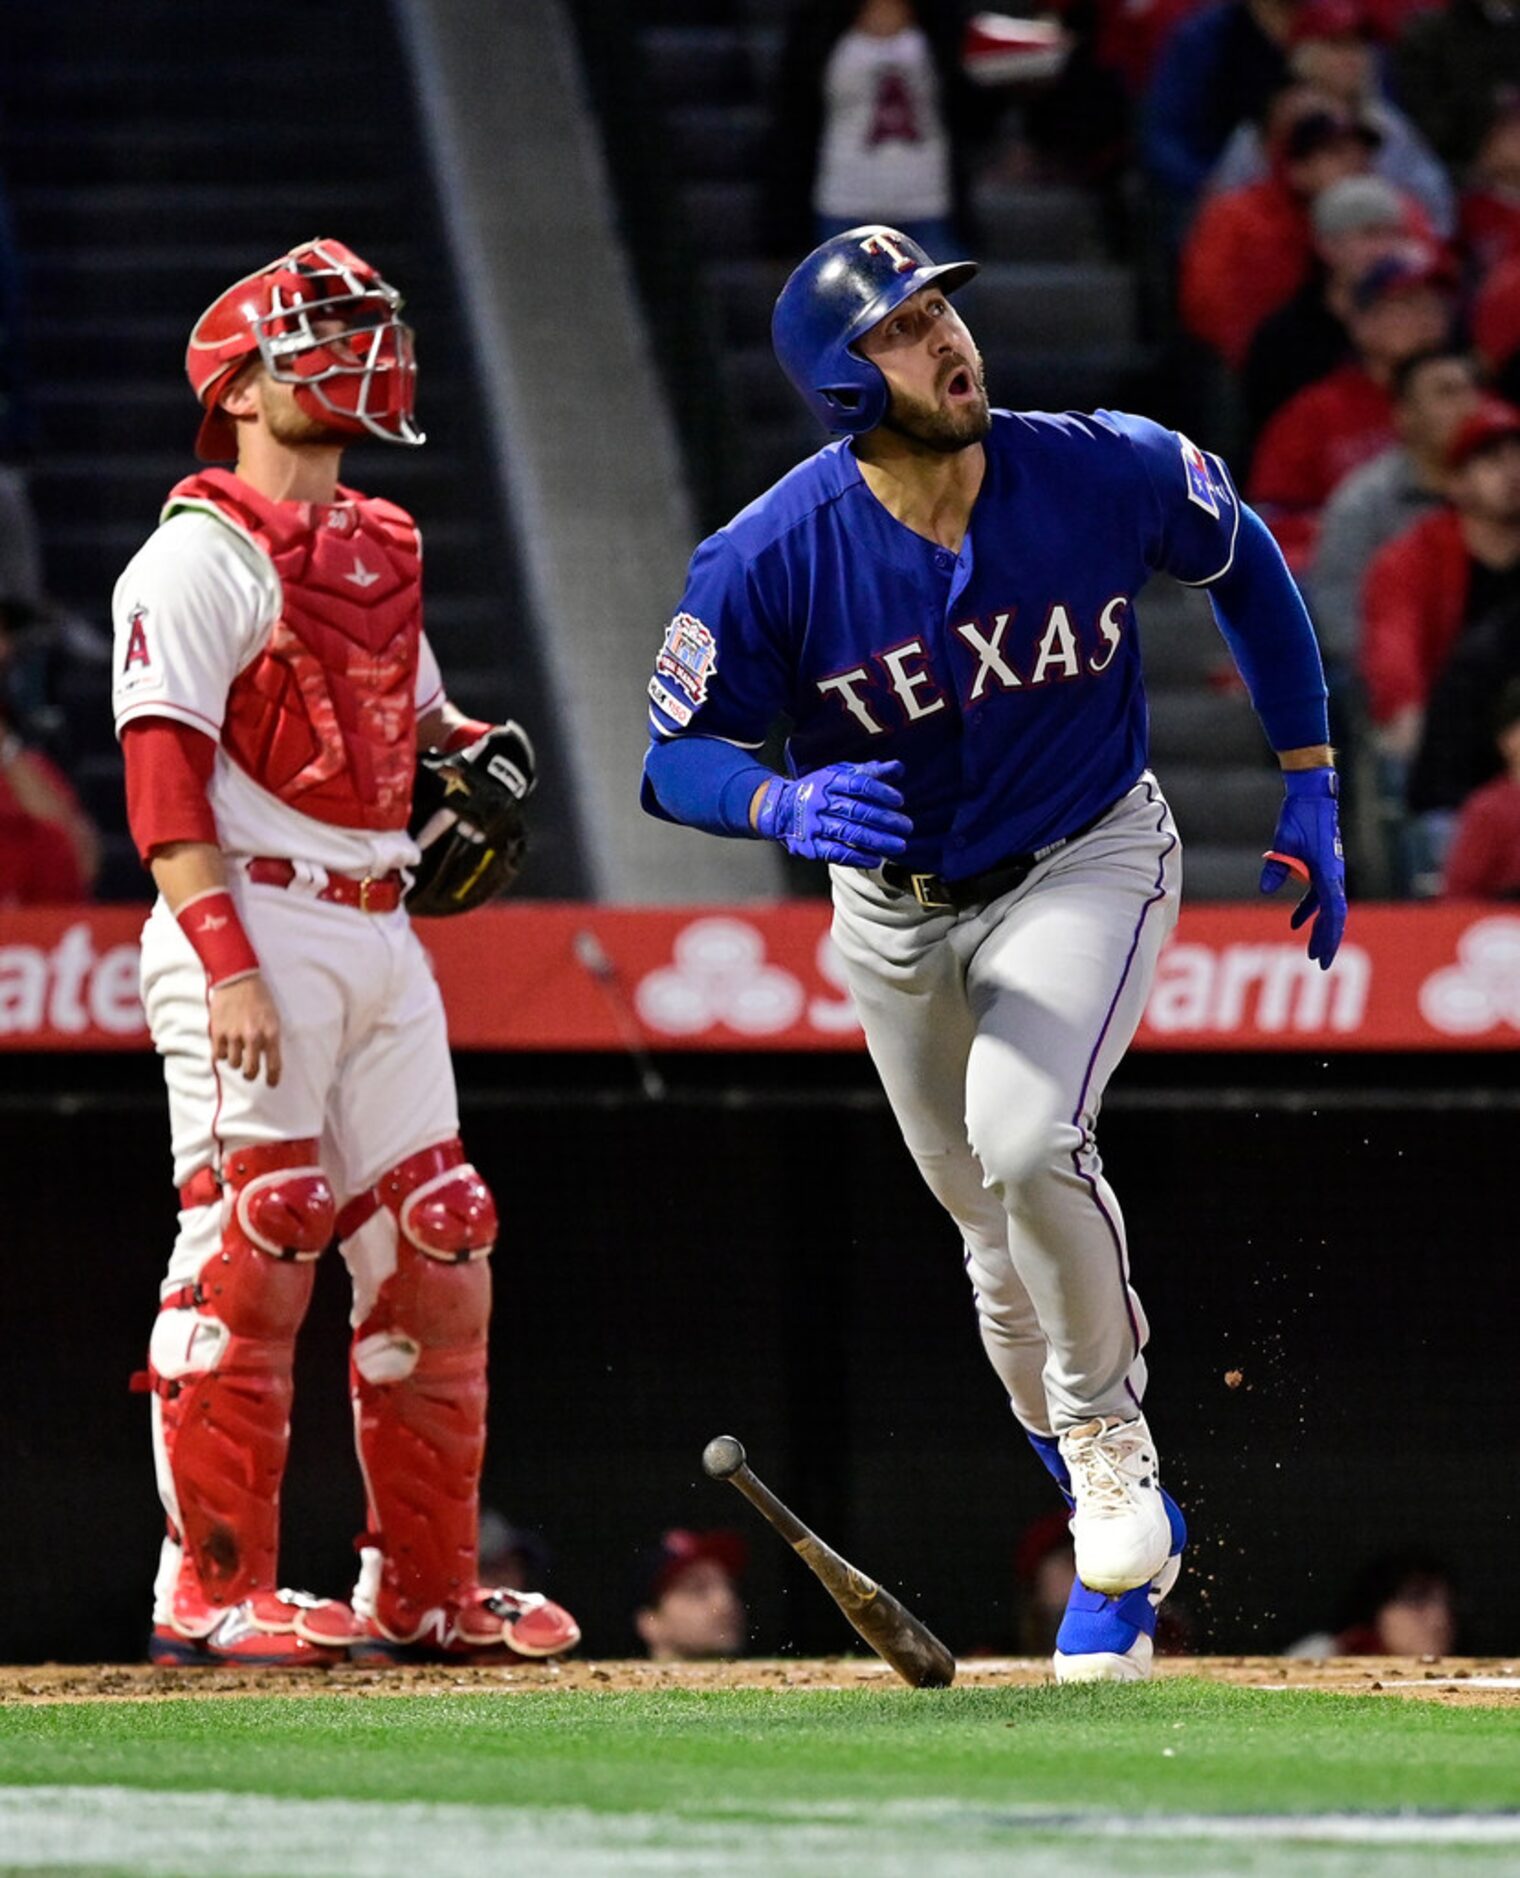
[1260, 767, 1347, 970]
[755, 760, 912, 867]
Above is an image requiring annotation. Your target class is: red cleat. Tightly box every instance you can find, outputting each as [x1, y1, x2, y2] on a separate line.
[353, 1586, 581, 1664]
[149, 1588, 363, 1667]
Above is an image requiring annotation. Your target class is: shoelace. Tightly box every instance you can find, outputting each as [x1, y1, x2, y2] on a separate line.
[483, 1587, 547, 1618]
[1067, 1429, 1150, 1517]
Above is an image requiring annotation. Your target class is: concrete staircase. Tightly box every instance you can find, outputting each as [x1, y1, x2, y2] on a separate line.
[0, 0, 584, 898]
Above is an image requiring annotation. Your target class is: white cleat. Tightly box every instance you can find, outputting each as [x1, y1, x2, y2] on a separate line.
[1053, 1633, 1154, 1682]
[1058, 1413, 1172, 1595]
[1051, 1552, 1183, 1684]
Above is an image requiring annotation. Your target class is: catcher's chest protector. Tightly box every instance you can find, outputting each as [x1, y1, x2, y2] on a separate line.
[167, 469, 423, 830]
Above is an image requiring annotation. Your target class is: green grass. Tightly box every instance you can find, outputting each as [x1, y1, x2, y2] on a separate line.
[1, 1682, 1516, 1875]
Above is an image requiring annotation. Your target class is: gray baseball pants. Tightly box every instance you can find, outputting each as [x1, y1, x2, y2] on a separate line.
[829, 772, 1181, 1436]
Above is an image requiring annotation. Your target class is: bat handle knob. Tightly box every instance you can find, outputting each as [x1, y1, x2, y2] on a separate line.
[702, 1434, 747, 1480]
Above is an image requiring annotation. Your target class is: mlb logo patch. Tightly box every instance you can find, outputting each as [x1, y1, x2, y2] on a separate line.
[1179, 435, 1220, 518]
[656, 611, 718, 708]
[648, 675, 694, 727]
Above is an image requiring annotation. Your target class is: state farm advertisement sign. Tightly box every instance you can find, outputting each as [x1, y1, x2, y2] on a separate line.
[0, 903, 1517, 1052]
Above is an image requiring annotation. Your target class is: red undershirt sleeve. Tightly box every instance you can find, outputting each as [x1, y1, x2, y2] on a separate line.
[121, 717, 219, 861]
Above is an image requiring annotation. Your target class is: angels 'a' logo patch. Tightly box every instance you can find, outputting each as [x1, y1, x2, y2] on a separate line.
[656, 612, 718, 708]
[122, 604, 152, 672]
[1179, 435, 1221, 518]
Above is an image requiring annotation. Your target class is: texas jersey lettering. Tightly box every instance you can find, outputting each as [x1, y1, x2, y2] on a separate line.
[644, 410, 1239, 873]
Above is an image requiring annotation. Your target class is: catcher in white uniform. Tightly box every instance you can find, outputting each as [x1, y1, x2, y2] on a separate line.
[113, 238, 578, 1666]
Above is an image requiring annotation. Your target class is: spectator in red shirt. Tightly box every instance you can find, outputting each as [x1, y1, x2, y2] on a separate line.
[1210, 0, 1454, 237]
[1461, 142, 1520, 403]
[1360, 398, 1520, 760]
[1309, 347, 1481, 668]
[0, 735, 97, 904]
[1242, 172, 1422, 433]
[1457, 91, 1520, 279]
[1441, 679, 1520, 896]
[1249, 244, 1457, 568]
[1408, 534, 1520, 872]
[1179, 84, 1380, 368]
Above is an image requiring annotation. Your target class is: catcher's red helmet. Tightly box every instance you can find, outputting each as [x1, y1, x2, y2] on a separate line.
[184, 238, 423, 461]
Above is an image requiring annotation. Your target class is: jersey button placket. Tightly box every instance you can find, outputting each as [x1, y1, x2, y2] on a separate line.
[943, 541, 981, 862]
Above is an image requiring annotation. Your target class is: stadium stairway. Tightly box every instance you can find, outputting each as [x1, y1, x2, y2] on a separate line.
[577, 0, 1278, 899]
[0, 0, 585, 899]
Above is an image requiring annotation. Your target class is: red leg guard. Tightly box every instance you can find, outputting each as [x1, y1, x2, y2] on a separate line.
[147, 1141, 334, 1624]
[343, 1140, 498, 1642]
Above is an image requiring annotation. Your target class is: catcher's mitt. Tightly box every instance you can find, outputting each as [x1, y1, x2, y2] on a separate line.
[406, 721, 535, 916]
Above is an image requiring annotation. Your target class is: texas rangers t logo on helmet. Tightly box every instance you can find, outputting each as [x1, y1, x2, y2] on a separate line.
[860, 231, 917, 273]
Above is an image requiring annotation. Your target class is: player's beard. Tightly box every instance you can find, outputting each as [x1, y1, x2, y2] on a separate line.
[258, 376, 352, 449]
[880, 352, 991, 454]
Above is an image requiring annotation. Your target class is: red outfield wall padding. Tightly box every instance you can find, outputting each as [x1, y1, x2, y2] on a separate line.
[0, 902, 1516, 1052]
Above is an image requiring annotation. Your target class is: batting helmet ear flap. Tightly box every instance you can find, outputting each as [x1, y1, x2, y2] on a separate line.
[771, 224, 978, 435]
[819, 382, 870, 421]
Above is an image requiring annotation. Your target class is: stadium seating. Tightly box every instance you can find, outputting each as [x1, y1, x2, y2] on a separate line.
[0, 0, 581, 897]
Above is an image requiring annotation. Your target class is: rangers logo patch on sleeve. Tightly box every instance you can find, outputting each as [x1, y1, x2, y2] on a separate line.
[1179, 435, 1221, 519]
[656, 612, 718, 709]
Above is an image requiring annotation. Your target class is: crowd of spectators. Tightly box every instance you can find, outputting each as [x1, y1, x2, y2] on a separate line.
[0, 158, 106, 908]
[1151, 0, 1520, 894]
[755, 0, 1520, 897]
[3, 7, 1519, 901]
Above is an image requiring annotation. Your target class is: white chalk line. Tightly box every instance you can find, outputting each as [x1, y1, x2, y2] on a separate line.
[1, 1787, 1519, 1877]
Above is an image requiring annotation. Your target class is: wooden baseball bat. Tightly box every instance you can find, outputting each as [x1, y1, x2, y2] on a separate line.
[702, 1434, 955, 1689]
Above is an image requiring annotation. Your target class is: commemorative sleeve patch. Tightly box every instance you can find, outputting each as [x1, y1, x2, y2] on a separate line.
[656, 611, 718, 709]
[1179, 435, 1221, 519]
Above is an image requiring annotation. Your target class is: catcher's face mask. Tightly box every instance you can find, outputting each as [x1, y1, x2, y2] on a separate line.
[186, 238, 423, 460]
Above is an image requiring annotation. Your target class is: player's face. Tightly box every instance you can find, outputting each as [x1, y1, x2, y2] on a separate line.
[856, 288, 990, 454]
[254, 369, 351, 448]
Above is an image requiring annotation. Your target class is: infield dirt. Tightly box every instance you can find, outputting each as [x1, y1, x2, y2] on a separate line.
[1, 1656, 1515, 1706]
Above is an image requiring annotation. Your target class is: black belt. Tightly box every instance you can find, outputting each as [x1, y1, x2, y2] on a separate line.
[879, 803, 1113, 911]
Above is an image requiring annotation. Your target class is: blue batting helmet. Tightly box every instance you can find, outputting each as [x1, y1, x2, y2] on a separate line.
[771, 225, 978, 435]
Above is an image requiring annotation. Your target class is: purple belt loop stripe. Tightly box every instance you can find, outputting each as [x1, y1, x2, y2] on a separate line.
[1068, 776, 1178, 1378]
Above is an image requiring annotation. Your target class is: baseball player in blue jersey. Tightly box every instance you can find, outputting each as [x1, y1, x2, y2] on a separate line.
[641, 225, 1346, 1682]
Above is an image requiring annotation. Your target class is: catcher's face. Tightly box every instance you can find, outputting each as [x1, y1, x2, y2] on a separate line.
[254, 369, 352, 448]
[220, 319, 369, 451]
[856, 286, 990, 453]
